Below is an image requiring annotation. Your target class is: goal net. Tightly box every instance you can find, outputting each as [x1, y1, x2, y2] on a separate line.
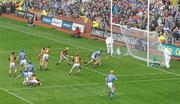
[111, 23, 165, 66]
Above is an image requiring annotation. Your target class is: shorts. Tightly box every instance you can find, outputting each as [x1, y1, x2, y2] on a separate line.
[107, 82, 113, 91]
[31, 79, 39, 84]
[20, 59, 27, 66]
[9, 62, 16, 69]
[43, 54, 49, 61]
[72, 63, 80, 69]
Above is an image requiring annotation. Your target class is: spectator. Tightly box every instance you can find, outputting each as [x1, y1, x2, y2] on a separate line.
[72, 27, 81, 38]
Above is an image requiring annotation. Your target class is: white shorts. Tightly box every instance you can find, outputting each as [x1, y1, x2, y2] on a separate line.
[9, 62, 16, 69]
[91, 55, 95, 60]
[20, 59, 27, 66]
[42, 54, 49, 61]
[23, 77, 29, 85]
[107, 82, 113, 91]
[31, 79, 39, 84]
[72, 63, 80, 69]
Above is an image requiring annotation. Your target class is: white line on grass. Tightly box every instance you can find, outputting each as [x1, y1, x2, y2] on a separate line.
[6, 77, 180, 91]
[119, 73, 171, 77]
[0, 87, 34, 104]
[0, 24, 180, 78]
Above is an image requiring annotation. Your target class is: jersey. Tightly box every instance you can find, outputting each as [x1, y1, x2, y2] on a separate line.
[25, 64, 35, 72]
[39, 48, 45, 59]
[62, 50, 68, 56]
[18, 52, 27, 61]
[9, 54, 16, 63]
[107, 74, 118, 83]
[73, 56, 81, 63]
[44, 48, 49, 55]
[91, 50, 101, 60]
[22, 72, 28, 78]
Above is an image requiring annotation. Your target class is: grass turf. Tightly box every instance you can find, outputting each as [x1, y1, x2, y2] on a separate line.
[0, 17, 180, 104]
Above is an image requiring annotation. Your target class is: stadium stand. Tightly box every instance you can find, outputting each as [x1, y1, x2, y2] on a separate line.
[0, 0, 179, 46]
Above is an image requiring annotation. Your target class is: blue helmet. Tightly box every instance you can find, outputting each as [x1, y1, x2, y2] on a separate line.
[20, 49, 24, 52]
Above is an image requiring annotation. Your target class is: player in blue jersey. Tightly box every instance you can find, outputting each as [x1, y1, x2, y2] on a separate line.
[106, 70, 118, 100]
[25, 61, 35, 72]
[16, 70, 34, 86]
[18, 49, 27, 71]
[86, 50, 102, 67]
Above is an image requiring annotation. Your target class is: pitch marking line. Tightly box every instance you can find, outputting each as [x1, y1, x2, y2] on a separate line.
[6, 77, 180, 91]
[0, 87, 34, 104]
[0, 24, 180, 78]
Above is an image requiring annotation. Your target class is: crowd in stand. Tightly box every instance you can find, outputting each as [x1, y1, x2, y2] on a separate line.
[112, 0, 180, 42]
[0, 0, 179, 41]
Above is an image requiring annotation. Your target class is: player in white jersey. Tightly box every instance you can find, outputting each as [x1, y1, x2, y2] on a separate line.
[8, 51, 17, 77]
[42, 46, 50, 70]
[163, 47, 171, 68]
[69, 53, 82, 76]
[106, 70, 118, 100]
[105, 36, 114, 55]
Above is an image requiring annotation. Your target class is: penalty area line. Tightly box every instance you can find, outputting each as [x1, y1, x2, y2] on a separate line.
[6, 77, 180, 91]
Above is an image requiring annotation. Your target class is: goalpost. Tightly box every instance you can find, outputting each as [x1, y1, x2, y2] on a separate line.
[110, 0, 165, 66]
[111, 23, 165, 66]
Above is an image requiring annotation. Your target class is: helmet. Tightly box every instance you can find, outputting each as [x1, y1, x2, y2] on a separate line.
[110, 70, 114, 74]
[20, 49, 24, 52]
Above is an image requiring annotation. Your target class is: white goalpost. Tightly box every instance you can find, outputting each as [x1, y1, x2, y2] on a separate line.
[110, 0, 166, 66]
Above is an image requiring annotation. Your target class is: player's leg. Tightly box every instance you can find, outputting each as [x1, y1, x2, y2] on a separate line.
[45, 59, 48, 70]
[77, 64, 81, 76]
[12, 63, 17, 77]
[69, 64, 76, 75]
[9, 63, 12, 77]
[165, 56, 169, 68]
[107, 45, 110, 55]
[39, 58, 43, 70]
[87, 59, 94, 65]
[107, 82, 114, 100]
[110, 45, 114, 55]
[94, 59, 101, 67]
[57, 55, 63, 64]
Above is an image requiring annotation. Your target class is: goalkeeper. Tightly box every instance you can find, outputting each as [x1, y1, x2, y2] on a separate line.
[105, 36, 114, 55]
[163, 47, 171, 68]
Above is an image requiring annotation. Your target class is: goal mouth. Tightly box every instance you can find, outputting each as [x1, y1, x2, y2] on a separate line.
[111, 23, 165, 66]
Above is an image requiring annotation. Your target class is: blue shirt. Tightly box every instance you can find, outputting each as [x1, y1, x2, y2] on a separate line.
[18, 52, 27, 61]
[22, 72, 28, 78]
[107, 74, 118, 83]
[92, 50, 101, 59]
[25, 64, 34, 72]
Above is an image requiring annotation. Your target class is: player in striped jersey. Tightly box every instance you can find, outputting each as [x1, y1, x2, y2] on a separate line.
[8, 51, 17, 77]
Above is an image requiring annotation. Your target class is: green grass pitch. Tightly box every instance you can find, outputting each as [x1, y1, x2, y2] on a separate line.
[0, 17, 180, 104]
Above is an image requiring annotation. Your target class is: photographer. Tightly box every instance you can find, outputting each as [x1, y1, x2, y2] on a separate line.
[27, 17, 34, 27]
[71, 27, 81, 38]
